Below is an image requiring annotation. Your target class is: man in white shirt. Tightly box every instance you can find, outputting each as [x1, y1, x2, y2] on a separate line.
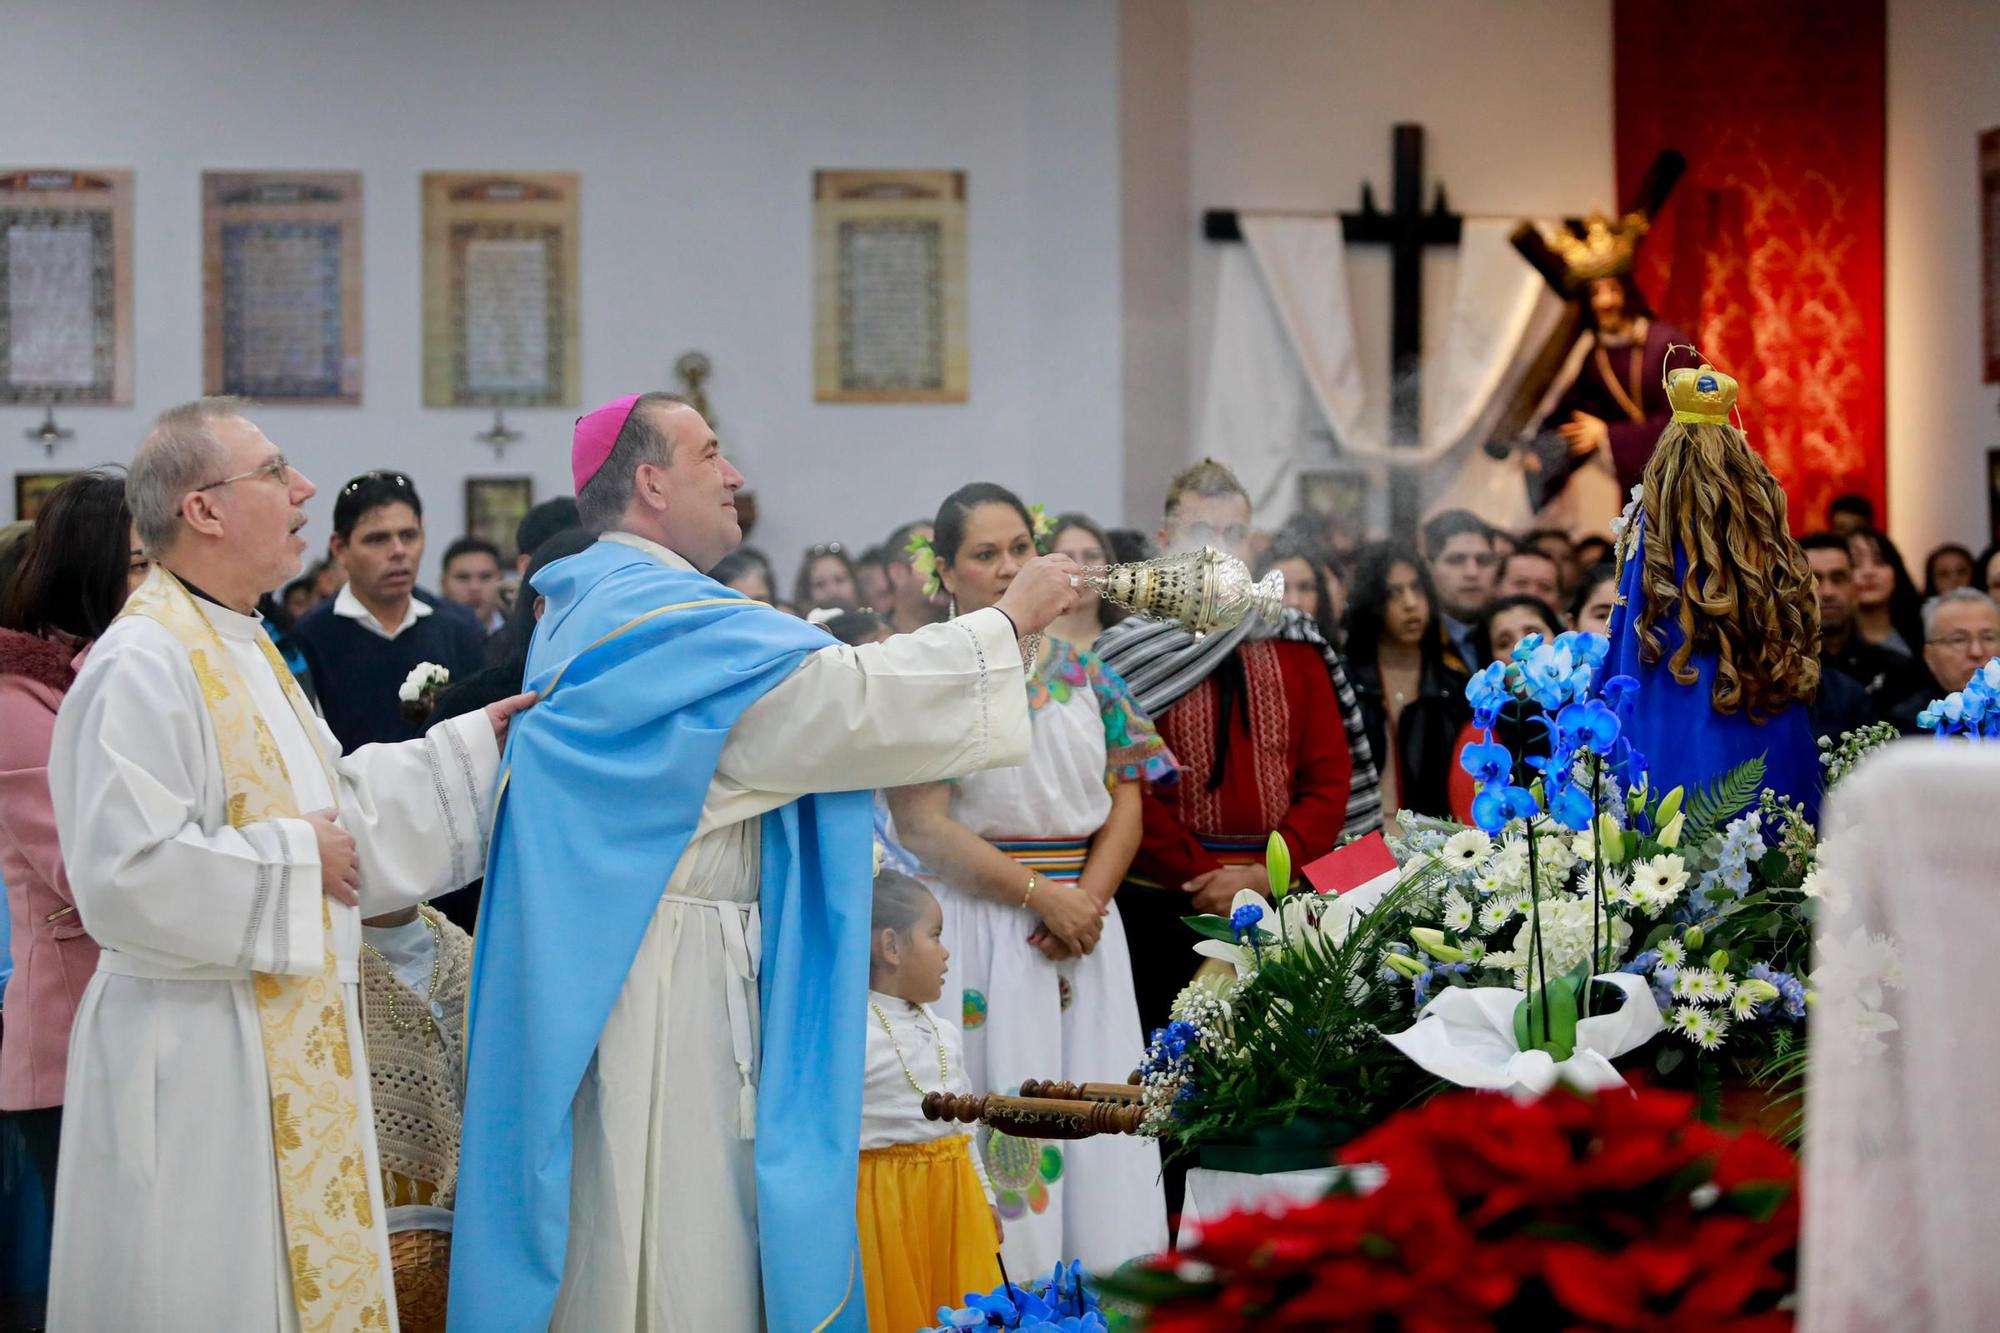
[293, 471, 486, 749]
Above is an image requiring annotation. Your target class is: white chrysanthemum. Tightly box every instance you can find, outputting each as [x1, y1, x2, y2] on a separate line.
[1479, 898, 1518, 933]
[1729, 986, 1765, 1022]
[1440, 829, 1492, 872]
[1474, 868, 1508, 897]
[1689, 1010, 1730, 1051]
[1672, 968, 1728, 1003]
[1596, 865, 1631, 904]
[1629, 854, 1690, 914]
[1669, 1004, 1704, 1037]
[1441, 889, 1476, 932]
[1656, 937, 1688, 969]
[1458, 935, 1487, 962]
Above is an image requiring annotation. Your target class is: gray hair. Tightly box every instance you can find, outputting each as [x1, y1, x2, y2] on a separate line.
[1922, 586, 2000, 639]
[128, 397, 249, 554]
[575, 392, 684, 533]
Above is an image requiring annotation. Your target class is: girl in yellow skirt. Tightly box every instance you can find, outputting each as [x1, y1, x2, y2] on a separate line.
[859, 870, 1002, 1332]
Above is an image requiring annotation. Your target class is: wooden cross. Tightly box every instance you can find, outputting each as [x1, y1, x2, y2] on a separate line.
[1205, 124, 1463, 538]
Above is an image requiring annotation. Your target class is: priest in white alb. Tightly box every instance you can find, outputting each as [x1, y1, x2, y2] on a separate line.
[45, 397, 534, 1332]
[447, 393, 1085, 1332]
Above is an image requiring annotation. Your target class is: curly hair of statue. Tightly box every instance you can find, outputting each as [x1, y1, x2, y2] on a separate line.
[1632, 354, 1820, 722]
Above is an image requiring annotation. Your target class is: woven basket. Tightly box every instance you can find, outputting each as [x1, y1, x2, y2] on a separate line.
[389, 1228, 451, 1333]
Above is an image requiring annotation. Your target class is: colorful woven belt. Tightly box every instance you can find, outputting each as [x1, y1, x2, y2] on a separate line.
[993, 838, 1091, 882]
[1124, 834, 1270, 891]
[1196, 834, 1268, 867]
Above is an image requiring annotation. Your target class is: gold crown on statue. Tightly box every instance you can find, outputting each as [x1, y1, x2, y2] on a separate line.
[1666, 364, 1739, 424]
[1548, 211, 1648, 285]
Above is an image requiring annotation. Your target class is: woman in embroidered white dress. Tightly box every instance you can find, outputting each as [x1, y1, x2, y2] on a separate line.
[890, 483, 1174, 1275]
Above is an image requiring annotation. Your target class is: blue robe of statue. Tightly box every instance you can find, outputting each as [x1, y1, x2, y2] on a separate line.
[1604, 516, 1822, 822]
[447, 539, 875, 1332]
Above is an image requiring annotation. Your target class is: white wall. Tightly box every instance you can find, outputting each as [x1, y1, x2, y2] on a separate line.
[1886, 0, 2000, 558]
[0, 0, 1123, 583]
[1121, 0, 1616, 527]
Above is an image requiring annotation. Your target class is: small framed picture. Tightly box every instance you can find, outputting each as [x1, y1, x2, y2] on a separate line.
[15, 471, 76, 522]
[464, 476, 534, 564]
[1298, 465, 1373, 543]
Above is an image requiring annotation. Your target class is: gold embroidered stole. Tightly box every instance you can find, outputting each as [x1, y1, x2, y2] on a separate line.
[121, 567, 389, 1332]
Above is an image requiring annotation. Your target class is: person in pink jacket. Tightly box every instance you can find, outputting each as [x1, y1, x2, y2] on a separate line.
[0, 470, 150, 1282]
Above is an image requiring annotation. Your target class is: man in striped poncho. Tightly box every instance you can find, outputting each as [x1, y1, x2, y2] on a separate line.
[1096, 459, 1381, 1034]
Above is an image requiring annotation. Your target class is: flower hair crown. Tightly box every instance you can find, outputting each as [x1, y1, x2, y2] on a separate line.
[906, 500, 1060, 598]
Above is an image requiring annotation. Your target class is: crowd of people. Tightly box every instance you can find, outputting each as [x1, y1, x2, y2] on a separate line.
[0, 383, 1987, 1331]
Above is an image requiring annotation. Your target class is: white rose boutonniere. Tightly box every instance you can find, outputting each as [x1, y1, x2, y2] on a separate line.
[399, 662, 452, 720]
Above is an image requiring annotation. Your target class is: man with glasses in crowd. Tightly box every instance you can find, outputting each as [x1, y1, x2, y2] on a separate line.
[292, 471, 486, 750]
[1887, 587, 2000, 732]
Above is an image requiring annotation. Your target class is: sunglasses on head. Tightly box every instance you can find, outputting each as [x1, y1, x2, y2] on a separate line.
[341, 471, 414, 496]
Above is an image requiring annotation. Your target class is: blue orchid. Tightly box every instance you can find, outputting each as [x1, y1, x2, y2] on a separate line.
[1920, 658, 2000, 739]
[1459, 733, 1512, 787]
[1545, 778, 1595, 831]
[1518, 638, 1577, 710]
[926, 1265, 1107, 1333]
[1600, 673, 1640, 716]
[1471, 783, 1538, 834]
[1465, 661, 1510, 727]
[1555, 698, 1622, 755]
[1557, 629, 1610, 671]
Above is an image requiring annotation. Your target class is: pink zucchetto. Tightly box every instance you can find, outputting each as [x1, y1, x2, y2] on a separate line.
[571, 393, 644, 494]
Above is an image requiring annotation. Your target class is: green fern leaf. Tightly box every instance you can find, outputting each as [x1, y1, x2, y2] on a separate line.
[1680, 756, 1767, 844]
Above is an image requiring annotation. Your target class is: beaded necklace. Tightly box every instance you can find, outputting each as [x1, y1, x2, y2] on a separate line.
[868, 997, 950, 1097]
[362, 912, 445, 1035]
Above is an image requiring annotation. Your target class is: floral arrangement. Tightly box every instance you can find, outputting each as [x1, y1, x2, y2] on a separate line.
[920, 1262, 1116, 1333]
[1100, 1084, 1799, 1331]
[1134, 834, 1436, 1162]
[398, 661, 451, 722]
[1916, 655, 2000, 737]
[1381, 630, 1897, 1124]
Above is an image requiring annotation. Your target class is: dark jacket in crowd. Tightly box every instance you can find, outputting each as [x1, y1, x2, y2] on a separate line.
[1883, 661, 1949, 736]
[1824, 632, 1925, 728]
[1350, 655, 1472, 819]
[293, 588, 485, 753]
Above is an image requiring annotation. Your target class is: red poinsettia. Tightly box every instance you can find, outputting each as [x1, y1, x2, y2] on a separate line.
[1109, 1085, 1798, 1332]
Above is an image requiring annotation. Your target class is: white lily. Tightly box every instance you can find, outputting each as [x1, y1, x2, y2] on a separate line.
[1191, 889, 1274, 978]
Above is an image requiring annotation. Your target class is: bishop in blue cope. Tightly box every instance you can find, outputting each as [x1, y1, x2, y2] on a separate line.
[447, 393, 1086, 1332]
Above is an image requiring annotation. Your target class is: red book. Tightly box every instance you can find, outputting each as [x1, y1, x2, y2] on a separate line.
[1302, 832, 1399, 896]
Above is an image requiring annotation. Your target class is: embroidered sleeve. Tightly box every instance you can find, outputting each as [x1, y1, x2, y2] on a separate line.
[1079, 646, 1178, 786]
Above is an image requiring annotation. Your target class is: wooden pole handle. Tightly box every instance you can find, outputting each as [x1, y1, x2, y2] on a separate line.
[1018, 1079, 1143, 1105]
[921, 1090, 1146, 1139]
